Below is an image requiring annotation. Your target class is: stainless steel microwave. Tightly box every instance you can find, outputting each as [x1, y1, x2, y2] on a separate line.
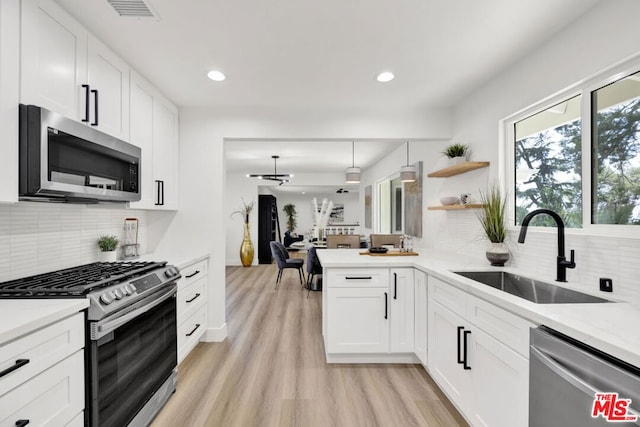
[19, 104, 141, 203]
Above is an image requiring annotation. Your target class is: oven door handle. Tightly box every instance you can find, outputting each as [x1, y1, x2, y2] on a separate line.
[92, 285, 176, 340]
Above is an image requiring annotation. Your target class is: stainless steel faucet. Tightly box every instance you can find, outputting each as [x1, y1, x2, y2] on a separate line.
[517, 209, 576, 282]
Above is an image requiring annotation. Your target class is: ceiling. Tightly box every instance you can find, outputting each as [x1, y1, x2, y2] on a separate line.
[56, 0, 601, 110]
[225, 139, 405, 174]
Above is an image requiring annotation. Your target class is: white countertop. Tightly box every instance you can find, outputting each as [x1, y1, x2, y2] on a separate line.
[0, 299, 89, 345]
[317, 248, 640, 367]
[137, 252, 210, 270]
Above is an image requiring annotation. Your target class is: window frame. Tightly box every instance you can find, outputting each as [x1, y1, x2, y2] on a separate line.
[501, 56, 640, 239]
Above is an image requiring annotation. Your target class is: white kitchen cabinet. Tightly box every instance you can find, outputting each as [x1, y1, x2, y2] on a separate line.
[176, 257, 209, 363]
[0, 312, 85, 426]
[324, 267, 416, 360]
[129, 71, 180, 210]
[390, 268, 414, 353]
[21, 0, 129, 141]
[0, 0, 19, 203]
[413, 269, 428, 366]
[427, 276, 531, 427]
[151, 94, 179, 209]
[327, 287, 390, 353]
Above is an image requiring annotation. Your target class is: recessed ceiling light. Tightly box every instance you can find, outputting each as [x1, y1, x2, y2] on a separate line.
[376, 71, 395, 83]
[207, 70, 226, 81]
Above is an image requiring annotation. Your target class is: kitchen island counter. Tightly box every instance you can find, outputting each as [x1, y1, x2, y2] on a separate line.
[317, 248, 640, 367]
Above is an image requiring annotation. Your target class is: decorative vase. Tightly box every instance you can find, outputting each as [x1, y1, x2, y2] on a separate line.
[240, 221, 254, 267]
[486, 242, 509, 266]
[449, 156, 465, 166]
[99, 250, 117, 262]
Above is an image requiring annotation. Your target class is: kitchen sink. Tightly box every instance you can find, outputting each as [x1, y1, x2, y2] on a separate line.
[452, 271, 611, 304]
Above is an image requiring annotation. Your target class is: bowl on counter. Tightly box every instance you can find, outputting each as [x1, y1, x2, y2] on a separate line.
[440, 196, 459, 206]
[368, 247, 389, 254]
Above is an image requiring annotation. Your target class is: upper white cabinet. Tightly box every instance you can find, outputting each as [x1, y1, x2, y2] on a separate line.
[129, 71, 179, 210]
[21, 0, 130, 141]
[0, 0, 20, 203]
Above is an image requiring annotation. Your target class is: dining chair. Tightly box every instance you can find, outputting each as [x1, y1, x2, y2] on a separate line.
[326, 234, 361, 249]
[370, 234, 403, 248]
[269, 241, 305, 288]
[305, 246, 323, 297]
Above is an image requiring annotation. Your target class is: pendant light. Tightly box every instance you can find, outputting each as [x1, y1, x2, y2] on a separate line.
[400, 141, 417, 183]
[345, 141, 361, 183]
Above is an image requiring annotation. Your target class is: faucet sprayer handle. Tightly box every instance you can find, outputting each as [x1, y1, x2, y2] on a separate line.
[562, 249, 576, 269]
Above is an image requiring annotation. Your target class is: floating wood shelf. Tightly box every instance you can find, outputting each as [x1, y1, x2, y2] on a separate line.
[428, 161, 490, 178]
[428, 204, 485, 211]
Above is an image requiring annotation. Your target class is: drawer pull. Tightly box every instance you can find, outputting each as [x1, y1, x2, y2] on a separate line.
[186, 323, 201, 337]
[186, 293, 201, 303]
[15, 420, 30, 427]
[185, 270, 200, 279]
[345, 276, 372, 280]
[0, 359, 30, 378]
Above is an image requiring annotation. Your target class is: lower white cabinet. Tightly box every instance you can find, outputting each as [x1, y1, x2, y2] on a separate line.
[413, 269, 428, 366]
[176, 257, 209, 363]
[427, 276, 532, 427]
[0, 312, 85, 427]
[324, 267, 415, 359]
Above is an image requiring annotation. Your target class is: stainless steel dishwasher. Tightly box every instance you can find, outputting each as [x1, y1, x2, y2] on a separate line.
[530, 326, 640, 426]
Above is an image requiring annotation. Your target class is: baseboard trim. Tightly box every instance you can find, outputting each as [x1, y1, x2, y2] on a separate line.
[325, 352, 419, 364]
[202, 323, 228, 342]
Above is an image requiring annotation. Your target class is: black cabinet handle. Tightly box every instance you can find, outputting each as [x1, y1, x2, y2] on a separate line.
[463, 330, 472, 370]
[393, 272, 397, 299]
[154, 180, 164, 206]
[457, 326, 464, 365]
[186, 293, 201, 303]
[82, 84, 90, 122]
[384, 292, 388, 319]
[345, 276, 372, 280]
[15, 420, 30, 427]
[185, 270, 200, 279]
[186, 323, 201, 337]
[0, 359, 30, 378]
[90, 89, 99, 126]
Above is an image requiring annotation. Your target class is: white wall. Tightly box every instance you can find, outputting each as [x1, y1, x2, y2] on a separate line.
[444, 0, 640, 301]
[155, 107, 452, 341]
[0, 202, 148, 282]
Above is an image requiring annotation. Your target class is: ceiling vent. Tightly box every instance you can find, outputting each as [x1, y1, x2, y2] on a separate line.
[107, 0, 160, 19]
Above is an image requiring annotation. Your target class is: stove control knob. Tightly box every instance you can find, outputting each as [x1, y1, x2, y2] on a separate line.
[129, 283, 137, 292]
[113, 289, 124, 300]
[164, 267, 178, 278]
[100, 293, 113, 305]
[123, 285, 133, 295]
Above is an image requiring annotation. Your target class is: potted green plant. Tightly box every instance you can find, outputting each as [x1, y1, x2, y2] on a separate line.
[477, 184, 509, 266]
[97, 235, 119, 262]
[442, 143, 470, 165]
[282, 203, 297, 234]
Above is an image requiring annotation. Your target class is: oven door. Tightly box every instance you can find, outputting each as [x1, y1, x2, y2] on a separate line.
[87, 284, 177, 427]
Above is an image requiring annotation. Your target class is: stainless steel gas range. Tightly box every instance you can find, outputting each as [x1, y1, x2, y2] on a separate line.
[0, 261, 181, 427]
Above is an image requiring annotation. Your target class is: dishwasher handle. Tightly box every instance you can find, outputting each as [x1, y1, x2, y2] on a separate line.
[531, 346, 598, 398]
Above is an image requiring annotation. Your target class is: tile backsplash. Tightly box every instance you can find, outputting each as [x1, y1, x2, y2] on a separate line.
[0, 202, 147, 282]
[431, 210, 640, 303]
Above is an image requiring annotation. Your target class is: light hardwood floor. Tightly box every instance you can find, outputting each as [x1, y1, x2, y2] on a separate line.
[152, 264, 467, 427]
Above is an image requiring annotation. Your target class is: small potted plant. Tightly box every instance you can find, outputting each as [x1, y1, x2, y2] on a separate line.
[442, 143, 470, 165]
[476, 184, 509, 266]
[97, 235, 119, 262]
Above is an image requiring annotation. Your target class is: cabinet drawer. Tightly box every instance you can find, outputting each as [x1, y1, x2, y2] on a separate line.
[177, 305, 207, 363]
[177, 275, 207, 321]
[326, 268, 389, 288]
[178, 259, 208, 290]
[429, 276, 467, 315]
[467, 296, 535, 357]
[0, 313, 84, 396]
[0, 350, 84, 426]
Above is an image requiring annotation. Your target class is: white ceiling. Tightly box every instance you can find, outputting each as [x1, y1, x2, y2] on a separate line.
[224, 139, 405, 174]
[56, 0, 601, 110]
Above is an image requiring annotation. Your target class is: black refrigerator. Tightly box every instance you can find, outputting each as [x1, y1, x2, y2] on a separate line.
[258, 195, 280, 264]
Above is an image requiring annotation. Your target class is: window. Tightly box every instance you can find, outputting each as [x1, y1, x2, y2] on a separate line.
[591, 71, 640, 225]
[507, 62, 640, 233]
